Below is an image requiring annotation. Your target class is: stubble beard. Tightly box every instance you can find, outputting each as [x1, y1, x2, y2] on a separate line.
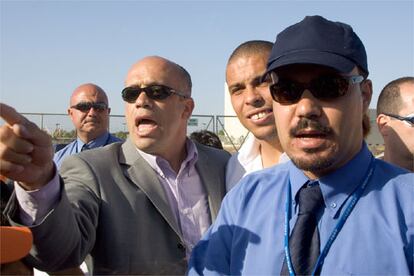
[289, 145, 339, 175]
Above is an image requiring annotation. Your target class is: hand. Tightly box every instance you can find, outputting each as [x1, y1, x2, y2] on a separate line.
[0, 103, 54, 190]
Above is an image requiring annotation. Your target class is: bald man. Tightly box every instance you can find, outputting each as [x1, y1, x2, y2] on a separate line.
[53, 83, 122, 168]
[0, 56, 229, 274]
[376, 77, 414, 171]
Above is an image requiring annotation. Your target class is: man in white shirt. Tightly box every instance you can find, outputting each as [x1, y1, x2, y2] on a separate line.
[225, 40, 287, 191]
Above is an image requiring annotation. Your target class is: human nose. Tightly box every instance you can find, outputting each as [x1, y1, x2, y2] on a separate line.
[245, 87, 264, 107]
[134, 90, 152, 108]
[295, 89, 322, 119]
[86, 107, 99, 116]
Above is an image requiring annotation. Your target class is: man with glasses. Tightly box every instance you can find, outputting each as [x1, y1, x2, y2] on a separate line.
[189, 16, 413, 275]
[0, 56, 229, 274]
[53, 83, 122, 168]
[376, 77, 414, 171]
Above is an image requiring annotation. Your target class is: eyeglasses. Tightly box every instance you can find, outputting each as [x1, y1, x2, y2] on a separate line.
[70, 102, 108, 112]
[269, 74, 364, 104]
[383, 113, 414, 127]
[121, 85, 189, 103]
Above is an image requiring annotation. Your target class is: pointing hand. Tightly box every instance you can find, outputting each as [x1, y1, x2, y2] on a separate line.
[0, 103, 54, 190]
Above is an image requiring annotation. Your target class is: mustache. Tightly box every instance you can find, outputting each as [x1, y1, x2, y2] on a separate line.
[289, 118, 333, 137]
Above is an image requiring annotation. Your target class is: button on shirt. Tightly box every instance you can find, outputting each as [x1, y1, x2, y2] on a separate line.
[189, 143, 414, 275]
[53, 132, 122, 168]
[137, 139, 211, 259]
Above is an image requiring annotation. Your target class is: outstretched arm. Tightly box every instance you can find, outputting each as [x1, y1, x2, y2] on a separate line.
[0, 103, 54, 190]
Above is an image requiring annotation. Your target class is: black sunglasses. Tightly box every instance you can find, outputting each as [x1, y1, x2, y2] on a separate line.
[269, 74, 364, 104]
[70, 102, 108, 112]
[121, 85, 189, 103]
[383, 113, 414, 127]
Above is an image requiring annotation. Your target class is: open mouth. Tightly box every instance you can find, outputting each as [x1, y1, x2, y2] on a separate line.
[136, 118, 158, 135]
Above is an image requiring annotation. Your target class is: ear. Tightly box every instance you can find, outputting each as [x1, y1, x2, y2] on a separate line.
[182, 98, 194, 119]
[376, 113, 390, 137]
[108, 107, 111, 114]
[360, 79, 373, 113]
[67, 108, 72, 116]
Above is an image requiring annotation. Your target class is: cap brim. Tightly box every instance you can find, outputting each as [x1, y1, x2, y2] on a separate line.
[0, 226, 33, 264]
[265, 50, 356, 76]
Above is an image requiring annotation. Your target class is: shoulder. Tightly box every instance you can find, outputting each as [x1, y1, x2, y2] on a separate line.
[373, 159, 413, 187]
[53, 140, 76, 160]
[195, 142, 231, 161]
[227, 152, 241, 166]
[226, 152, 243, 174]
[225, 152, 246, 191]
[227, 162, 290, 202]
[369, 159, 414, 203]
[62, 141, 123, 168]
[108, 133, 123, 143]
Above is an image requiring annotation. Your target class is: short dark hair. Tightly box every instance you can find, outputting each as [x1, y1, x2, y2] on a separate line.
[227, 40, 273, 65]
[377, 77, 414, 116]
[190, 130, 223, 150]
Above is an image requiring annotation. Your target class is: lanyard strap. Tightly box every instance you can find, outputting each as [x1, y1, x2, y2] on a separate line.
[284, 157, 375, 276]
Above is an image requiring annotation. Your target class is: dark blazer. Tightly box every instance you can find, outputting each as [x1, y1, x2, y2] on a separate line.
[6, 138, 230, 275]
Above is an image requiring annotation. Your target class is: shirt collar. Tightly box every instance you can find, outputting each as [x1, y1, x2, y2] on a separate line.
[288, 142, 373, 218]
[237, 133, 261, 166]
[76, 132, 110, 152]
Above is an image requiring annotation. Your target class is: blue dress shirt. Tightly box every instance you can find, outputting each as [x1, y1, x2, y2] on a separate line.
[53, 132, 122, 168]
[189, 143, 414, 275]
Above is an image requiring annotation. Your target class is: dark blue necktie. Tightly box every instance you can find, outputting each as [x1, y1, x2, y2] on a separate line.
[281, 182, 324, 275]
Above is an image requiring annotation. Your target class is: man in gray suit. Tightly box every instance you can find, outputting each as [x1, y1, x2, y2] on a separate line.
[0, 56, 230, 274]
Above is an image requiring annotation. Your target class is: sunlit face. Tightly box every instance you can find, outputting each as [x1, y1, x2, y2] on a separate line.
[124, 57, 194, 157]
[272, 65, 372, 178]
[226, 54, 277, 142]
[383, 82, 414, 157]
[68, 85, 110, 142]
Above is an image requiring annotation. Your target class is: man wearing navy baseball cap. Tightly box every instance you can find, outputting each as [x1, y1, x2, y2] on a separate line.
[189, 15, 413, 275]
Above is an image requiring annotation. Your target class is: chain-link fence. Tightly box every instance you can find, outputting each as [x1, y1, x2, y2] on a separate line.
[12, 112, 384, 155]
[19, 113, 249, 153]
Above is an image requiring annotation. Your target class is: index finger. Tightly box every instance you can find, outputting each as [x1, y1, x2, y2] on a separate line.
[0, 103, 28, 126]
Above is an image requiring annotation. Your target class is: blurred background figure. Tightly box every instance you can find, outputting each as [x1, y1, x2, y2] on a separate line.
[189, 130, 224, 150]
[376, 76, 414, 171]
[54, 83, 122, 168]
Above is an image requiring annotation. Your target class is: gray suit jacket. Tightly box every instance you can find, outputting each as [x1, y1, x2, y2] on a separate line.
[6, 138, 230, 275]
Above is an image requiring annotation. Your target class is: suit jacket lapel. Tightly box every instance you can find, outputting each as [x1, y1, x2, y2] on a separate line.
[195, 144, 225, 221]
[119, 139, 182, 239]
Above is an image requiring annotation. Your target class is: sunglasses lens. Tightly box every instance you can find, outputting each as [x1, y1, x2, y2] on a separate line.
[122, 85, 173, 102]
[75, 103, 92, 112]
[93, 103, 108, 111]
[405, 116, 414, 126]
[122, 87, 140, 103]
[270, 75, 352, 104]
[146, 85, 171, 100]
[73, 102, 107, 112]
[270, 80, 302, 104]
[313, 76, 348, 100]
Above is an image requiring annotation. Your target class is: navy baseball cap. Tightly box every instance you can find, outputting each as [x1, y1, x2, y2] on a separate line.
[266, 15, 368, 77]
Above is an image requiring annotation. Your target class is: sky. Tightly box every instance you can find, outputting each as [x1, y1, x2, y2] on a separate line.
[1, 0, 413, 120]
